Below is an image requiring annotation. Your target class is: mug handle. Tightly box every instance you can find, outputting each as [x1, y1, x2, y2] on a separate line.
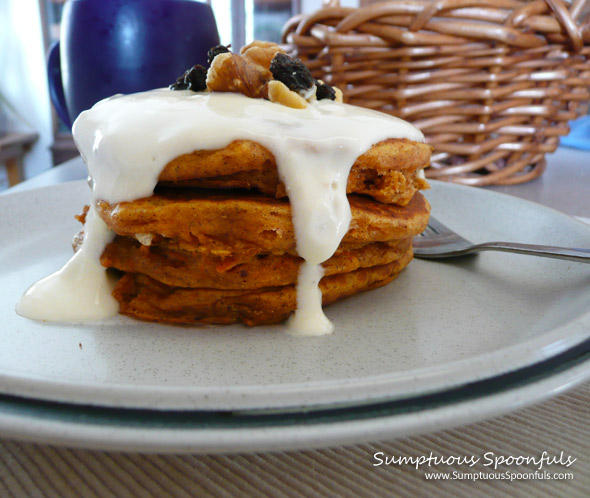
[47, 41, 72, 128]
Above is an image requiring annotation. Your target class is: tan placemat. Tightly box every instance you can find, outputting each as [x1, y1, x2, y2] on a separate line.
[1, 381, 588, 497]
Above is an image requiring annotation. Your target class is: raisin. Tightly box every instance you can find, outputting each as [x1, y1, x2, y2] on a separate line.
[269, 53, 314, 94]
[169, 75, 188, 91]
[315, 80, 336, 101]
[207, 45, 231, 65]
[169, 65, 207, 92]
[184, 65, 208, 91]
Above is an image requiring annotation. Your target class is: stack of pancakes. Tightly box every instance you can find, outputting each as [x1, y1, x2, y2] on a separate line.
[86, 138, 431, 325]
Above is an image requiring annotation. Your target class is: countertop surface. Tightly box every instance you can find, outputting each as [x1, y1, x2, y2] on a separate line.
[2, 147, 590, 497]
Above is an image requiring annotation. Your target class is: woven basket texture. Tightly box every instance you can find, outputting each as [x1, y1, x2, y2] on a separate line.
[283, 0, 590, 185]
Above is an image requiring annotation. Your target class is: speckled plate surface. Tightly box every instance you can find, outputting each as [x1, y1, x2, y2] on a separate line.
[1, 180, 590, 413]
[0, 344, 588, 453]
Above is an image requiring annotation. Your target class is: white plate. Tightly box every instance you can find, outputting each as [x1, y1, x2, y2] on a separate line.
[1, 342, 589, 453]
[1, 180, 590, 413]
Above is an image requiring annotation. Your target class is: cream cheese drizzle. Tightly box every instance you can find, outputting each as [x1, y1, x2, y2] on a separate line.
[16, 205, 118, 321]
[16, 90, 423, 335]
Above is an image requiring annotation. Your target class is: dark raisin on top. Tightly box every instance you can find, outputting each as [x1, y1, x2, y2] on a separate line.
[184, 65, 208, 91]
[270, 53, 315, 94]
[315, 80, 336, 101]
[169, 75, 187, 91]
[207, 44, 231, 65]
[169, 65, 208, 92]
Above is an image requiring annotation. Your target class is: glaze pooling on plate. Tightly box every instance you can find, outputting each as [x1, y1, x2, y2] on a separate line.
[16, 90, 424, 334]
[16, 205, 118, 321]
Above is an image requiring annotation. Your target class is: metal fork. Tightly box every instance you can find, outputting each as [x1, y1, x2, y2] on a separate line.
[413, 217, 590, 262]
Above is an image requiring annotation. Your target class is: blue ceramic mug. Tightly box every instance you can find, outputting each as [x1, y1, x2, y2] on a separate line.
[47, 0, 219, 128]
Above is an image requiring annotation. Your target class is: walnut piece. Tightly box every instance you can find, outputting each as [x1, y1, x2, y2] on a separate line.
[240, 40, 281, 54]
[206, 52, 270, 98]
[241, 42, 286, 72]
[266, 80, 308, 109]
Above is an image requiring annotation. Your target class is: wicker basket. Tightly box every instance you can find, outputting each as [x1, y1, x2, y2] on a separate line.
[283, 0, 590, 185]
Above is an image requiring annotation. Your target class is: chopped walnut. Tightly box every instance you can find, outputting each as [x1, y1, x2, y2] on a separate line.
[206, 52, 271, 99]
[241, 42, 286, 72]
[266, 80, 308, 109]
[240, 40, 282, 54]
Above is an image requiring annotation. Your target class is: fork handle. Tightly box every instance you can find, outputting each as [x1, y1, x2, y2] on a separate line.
[474, 242, 590, 263]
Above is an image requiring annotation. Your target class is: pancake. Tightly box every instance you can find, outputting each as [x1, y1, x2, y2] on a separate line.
[101, 236, 412, 289]
[112, 248, 413, 325]
[158, 138, 431, 205]
[96, 190, 430, 256]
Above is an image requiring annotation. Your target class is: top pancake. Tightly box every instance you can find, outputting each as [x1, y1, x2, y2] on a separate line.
[157, 138, 431, 205]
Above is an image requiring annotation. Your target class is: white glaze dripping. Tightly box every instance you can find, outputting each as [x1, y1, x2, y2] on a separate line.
[16, 205, 118, 321]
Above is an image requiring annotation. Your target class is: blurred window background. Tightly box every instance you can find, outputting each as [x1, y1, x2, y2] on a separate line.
[212, 0, 296, 48]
